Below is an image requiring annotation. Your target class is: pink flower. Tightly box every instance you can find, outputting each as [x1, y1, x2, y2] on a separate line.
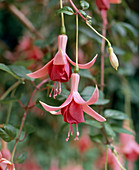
[40, 73, 106, 141]
[95, 148, 123, 170]
[0, 152, 15, 170]
[95, 0, 121, 25]
[27, 35, 97, 98]
[120, 130, 139, 162]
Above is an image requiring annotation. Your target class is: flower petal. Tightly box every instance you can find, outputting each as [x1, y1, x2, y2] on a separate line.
[73, 92, 86, 104]
[83, 105, 106, 122]
[49, 110, 61, 115]
[74, 86, 99, 105]
[27, 59, 53, 78]
[86, 85, 99, 105]
[39, 93, 72, 112]
[109, 0, 121, 4]
[66, 54, 98, 69]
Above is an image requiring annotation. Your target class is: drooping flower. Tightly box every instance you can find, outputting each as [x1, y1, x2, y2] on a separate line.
[0, 152, 15, 170]
[120, 128, 139, 162]
[27, 35, 98, 98]
[95, 0, 121, 25]
[39, 73, 106, 141]
[1, 140, 11, 161]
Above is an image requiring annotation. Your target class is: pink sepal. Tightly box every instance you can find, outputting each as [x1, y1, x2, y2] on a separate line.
[83, 105, 106, 122]
[49, 110, 61, 115]
[27, 59, 53, 78]
[66, 54, 98, 69]
[53, 50, 67, 65]
[109, 0, 121, 4]
[39, 94, 72, 111]
[74, 86, 99, 105]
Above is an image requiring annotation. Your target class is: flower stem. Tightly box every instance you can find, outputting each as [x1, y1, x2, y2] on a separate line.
[112, 151, 126, 170]
[76, 13, 78, 66]
[0, 80, 21, 100]
[74, 13, 79, 73]
[60, 0, 66, 34]
[86, 22, 111, 47]
[105, 147, 108, 170]
[68, 0, 111, 47]
[60, 0, 64, 28]
[10, 79, 48, 162]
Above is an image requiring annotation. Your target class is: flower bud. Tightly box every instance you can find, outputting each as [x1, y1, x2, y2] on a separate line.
[108, 47, 119, 70]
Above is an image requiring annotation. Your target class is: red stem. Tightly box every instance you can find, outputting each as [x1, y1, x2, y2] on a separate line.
[68, 0, 87, 21]
[100, 23, 106, 92]
[11, 79, 48, 161]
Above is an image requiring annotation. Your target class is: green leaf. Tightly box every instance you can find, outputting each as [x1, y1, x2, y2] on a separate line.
[104, 109, 129, 120]
[84, 120, 102, 128]
[79, 9, 87, 18]
[103, 122, 116, 138]
[0, 63, 20, 79]
[15, 152, 27, 164]
[112, 126, 134, 135]
[4, 124, 17, 139]
[80, 0, 89, 10]
[0, 124, 17, 142]
[9, 65, 34, 81]
[56, 6, 74, 15]
[79, 69, 95, 80]
[94, 99, 110, 105]
[90, 134, 103, 143]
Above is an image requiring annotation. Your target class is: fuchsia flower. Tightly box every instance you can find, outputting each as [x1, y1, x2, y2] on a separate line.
[95, 148, 123, 170]
[0, 152, 15, 170]
[95, 0, 121, 25]
[120, 129, 139, 162]
[27, 35, 97, 98]
[40, 73, 106, 141]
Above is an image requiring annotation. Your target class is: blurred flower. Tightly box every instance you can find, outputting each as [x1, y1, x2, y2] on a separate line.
[27, 35, 97, 97]
[108, 47, 119, 70]
[1, 140, 11, 161]
[95, 0, 121, 25]
[0, 152, 15, 170]
[72, 127, 93, 153]
[17, 35, 43, 61]
[120, 132, 139, 161]
[96, 148, 123, 170]
[40, 73, 106, 141]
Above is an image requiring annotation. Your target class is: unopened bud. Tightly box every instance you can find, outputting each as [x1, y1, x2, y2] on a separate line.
[108, 47, 119, 70]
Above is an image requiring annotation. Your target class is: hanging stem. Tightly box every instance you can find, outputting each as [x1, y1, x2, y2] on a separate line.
[74, 13, 79, 73]
[60, 0, 65, 27]
[60, 0, 66, 34]
[76, 13, 78, 66]
[68, 0, 111, 47]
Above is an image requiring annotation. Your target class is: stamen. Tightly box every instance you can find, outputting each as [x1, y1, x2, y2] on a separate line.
[49, 82, 56, 97]
[66, 124, 71, 142]
[71, 124, 74, 136]
[49, 82, 62, 98]
[74, 124, 79, 141]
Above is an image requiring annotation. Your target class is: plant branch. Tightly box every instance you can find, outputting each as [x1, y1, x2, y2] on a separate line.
[0, 80, 21, 100]
[11, 79, 48, 162]
[6, 4, 43, 39]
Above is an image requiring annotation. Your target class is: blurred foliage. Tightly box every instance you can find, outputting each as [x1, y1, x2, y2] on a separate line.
[0, 0, 139, 169]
